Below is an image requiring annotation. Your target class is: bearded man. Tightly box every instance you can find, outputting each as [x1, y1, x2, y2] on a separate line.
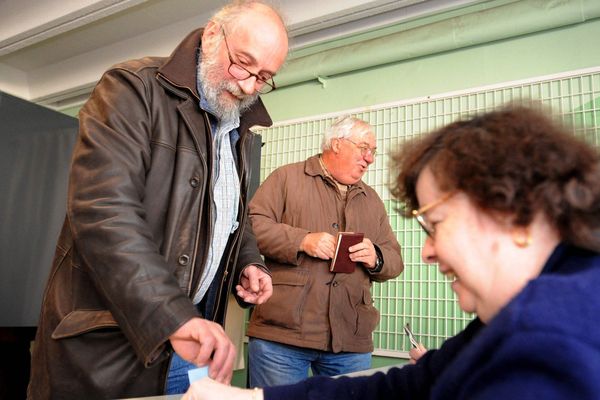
[27, 1, 288, 399]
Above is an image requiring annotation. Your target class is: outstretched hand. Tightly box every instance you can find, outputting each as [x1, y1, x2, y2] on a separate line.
[169, 318, 236, 384]
[236, 265, 273, 304]
[182, 377, 262, 400]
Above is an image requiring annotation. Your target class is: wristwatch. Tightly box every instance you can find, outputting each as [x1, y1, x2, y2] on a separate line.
[371, 254, 383, 273]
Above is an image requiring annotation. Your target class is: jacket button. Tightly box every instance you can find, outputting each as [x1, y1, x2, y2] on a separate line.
[178, 254, 190, 266]
[189, 177, 199, 188]
[332, 281, 339, 287]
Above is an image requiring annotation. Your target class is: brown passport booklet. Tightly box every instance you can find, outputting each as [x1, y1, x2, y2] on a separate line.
[330, 232, 364, 273]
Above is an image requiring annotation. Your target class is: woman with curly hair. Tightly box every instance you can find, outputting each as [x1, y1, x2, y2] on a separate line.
[183, 106, 600, 400]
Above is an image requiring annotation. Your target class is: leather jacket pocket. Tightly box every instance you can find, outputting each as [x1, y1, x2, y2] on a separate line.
[355, 288, 379, 337]
[254, 269, 310, 330]
[51, 310, 118, 339]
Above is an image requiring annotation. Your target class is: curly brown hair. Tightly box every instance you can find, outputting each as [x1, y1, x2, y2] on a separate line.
[391, 105, 600, 251]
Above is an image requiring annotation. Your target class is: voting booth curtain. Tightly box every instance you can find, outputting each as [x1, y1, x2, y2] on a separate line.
[0, 91, 78, 398]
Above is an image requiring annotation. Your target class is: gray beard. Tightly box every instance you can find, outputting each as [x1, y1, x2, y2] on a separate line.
[198, 56, 259, 122]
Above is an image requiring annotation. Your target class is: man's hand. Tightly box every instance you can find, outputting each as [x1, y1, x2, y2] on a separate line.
[169, 318, 236, 384]
[300, 232, 336, 260]
[236, 265, 273, 304]
[349, 238, 377, 268]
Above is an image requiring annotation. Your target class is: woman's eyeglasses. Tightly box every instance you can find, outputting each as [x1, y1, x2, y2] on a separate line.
[411, 192, 454, 237]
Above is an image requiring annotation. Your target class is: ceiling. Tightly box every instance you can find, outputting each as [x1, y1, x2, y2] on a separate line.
[0, 0, 481, 108]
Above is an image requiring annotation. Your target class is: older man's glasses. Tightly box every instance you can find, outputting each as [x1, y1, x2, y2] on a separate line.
[221, 29, 276, 94]
[343, 138, 377, 157]
[411, 192, 454, 237]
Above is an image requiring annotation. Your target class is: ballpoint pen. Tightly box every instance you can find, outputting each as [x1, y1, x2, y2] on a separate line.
[404, 322, 419, 349]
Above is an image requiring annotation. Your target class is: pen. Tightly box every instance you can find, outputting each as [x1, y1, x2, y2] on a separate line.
[404, 322, 419, 349]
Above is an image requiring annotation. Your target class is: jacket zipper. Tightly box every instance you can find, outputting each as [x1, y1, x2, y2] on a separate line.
[185, 110, 211, 298]
[210, 131, 250, 321]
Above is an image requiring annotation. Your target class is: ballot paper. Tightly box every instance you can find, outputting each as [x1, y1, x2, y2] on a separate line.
[187, 366, 209, 384]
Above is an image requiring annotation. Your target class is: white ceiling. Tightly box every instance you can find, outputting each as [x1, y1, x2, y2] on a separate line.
[0, 0, 481, 108]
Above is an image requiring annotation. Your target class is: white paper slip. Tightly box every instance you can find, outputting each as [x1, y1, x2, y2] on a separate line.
[187, 366, 209, 384]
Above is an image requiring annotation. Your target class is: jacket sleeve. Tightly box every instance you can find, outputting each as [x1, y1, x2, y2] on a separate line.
[453, 328, 597, 400]
[365, 193, 404, 282]
[249, 167, 310, 265]
[69, 67, 198, 365]
[264, 318, 484, 400]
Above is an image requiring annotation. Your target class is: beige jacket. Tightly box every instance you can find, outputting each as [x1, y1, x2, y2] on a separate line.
[247, 155, 403, 353]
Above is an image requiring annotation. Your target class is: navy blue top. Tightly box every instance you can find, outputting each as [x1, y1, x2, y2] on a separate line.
[265, 243, 600, 399]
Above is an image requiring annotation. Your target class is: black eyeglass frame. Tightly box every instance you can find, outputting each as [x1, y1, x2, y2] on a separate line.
[221, 29, 276, 94]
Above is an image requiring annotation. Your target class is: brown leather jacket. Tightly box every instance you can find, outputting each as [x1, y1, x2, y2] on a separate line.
[247, 155, 404, 353]
[28, 28, 268, 399]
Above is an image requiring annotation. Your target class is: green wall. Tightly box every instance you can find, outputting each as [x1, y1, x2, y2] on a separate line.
[61, 1, 600, 124]
[261, 1, 600, 122]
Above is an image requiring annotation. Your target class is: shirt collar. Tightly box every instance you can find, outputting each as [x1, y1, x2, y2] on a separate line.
[305, 154, 366, 192]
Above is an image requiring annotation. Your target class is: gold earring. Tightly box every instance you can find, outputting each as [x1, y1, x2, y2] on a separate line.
[512, 228, 532, 248]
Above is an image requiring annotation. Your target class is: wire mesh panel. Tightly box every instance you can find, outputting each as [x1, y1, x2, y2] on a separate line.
[254, 67, 600, 357]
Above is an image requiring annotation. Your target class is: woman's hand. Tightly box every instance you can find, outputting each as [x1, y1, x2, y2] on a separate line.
[182, 378, 263, 400]
[409, 343, 427, 364]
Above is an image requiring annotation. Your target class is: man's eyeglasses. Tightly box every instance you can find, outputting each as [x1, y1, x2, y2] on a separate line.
[221, 29, 276, 94]
[342, 138, 377, 157]
[411, 192, 454, 237]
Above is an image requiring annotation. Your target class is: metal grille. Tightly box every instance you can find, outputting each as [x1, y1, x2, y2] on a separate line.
[254, 67, 600, 357]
